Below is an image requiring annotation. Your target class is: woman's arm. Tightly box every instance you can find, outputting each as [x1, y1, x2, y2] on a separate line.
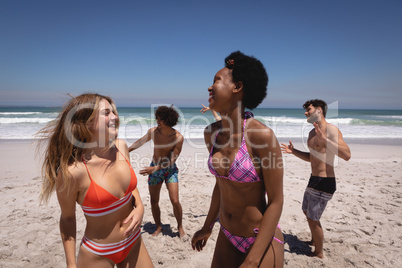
[124, 188, 144, 237]
[191, 125, 221, 251]
[242, 125, 284, 267]
[56, 173, 79, 267]
[201, 104, 221, 121]
[191, 181, 220, 251]
[117, 139, 145, 236]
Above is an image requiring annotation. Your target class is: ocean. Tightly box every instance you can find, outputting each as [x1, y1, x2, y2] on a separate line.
[1, 106, 402, 145]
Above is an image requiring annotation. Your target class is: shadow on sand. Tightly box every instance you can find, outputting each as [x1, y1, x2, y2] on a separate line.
[283, 233, 312, 256]
[142, 222, 179, 238]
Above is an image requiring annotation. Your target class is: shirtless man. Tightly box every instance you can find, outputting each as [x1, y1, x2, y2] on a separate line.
[281, 99, 351, 258]
[129, 106, 185, 238]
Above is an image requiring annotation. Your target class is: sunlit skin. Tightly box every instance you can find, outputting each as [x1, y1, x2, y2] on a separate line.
[281, 103, 351, 258]
[191, 67, 284, 267]
[88, 99, 118, 143]
[129, 114, 185, 239]
[57, 99, 153, 267]
[200, 104, 221, 121]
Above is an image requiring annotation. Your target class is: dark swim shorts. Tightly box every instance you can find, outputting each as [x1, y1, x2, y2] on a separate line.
[148, 162, 179, 186]
[302, 175, 336, 221]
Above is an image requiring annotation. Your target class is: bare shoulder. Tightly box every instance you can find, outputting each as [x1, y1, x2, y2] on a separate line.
[149, 127, 157, 134]
[204, 121, 221, 138]
[175, 129, 184, 139]
[115, 138, 128, 150]
[146, 127, 157, 141]
[115, 138, 128, 147]
[246, 118, 280, 157]
[58, 161, 87, 190]
[246, 118, 276, 142]
[174, 129, 184, 144]
[327, 123, 342, 136]
[327, 123, 340, 132]
[204, 121, 221, 134]
[204, 121, 221, 149]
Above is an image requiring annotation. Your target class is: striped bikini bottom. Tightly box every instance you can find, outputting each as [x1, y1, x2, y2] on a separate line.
[81, 228, 141, 264]
[220, 224, 283, 253]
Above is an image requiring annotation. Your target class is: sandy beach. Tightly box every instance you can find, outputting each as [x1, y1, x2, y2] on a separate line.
[0, 138, 401, 267]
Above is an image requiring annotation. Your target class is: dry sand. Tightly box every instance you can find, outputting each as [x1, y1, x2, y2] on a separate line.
[0, 139, 401, 267]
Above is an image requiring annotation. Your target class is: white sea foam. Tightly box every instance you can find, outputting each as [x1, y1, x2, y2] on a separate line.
[1, 107, 401, 140]
[0, 118, 54, 124]
[0, 112, 43, 115]
[255, 116, 305, 125]
[327, 118, 354, 124]
[375, 115, 402, 120]
[255, 116, 355, 125]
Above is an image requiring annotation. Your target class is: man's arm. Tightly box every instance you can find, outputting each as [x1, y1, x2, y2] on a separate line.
[314, 123, 351, 161]
[139, 132, 184, 175]
[169, 133, 184, 165]
[155, 133, 184, 170]
[128, 128, 152, 152]
[280, 140, 311, 162]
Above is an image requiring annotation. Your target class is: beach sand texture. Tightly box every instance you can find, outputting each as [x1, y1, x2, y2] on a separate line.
[0, 140, 401, 267]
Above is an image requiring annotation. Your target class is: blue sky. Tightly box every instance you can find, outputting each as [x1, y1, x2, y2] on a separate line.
[1, 0, 401, 109]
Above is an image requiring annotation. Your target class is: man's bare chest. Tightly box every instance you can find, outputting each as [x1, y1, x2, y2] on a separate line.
[308, 134, 326, 152]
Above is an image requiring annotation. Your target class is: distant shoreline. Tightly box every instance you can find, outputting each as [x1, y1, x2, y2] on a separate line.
[2, 137, 402, 146]
[1, 106, 402, 111]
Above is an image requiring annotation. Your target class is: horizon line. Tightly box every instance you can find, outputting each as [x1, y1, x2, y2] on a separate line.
[0, 105, 401, 111]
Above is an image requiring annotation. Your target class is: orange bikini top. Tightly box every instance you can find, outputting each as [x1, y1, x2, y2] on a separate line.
[81, 148, 137, 217]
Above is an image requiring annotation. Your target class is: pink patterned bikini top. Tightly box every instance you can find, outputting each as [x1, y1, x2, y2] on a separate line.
[208, 111, 261, 183]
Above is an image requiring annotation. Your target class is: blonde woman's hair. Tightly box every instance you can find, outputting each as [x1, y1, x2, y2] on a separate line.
[37, 93, 119, 204]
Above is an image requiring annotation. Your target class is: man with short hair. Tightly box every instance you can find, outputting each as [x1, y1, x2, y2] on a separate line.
[281, 99, 351, 258]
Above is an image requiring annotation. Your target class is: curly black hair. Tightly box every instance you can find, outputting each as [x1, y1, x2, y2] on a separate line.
[155, 105, 179, 127]
[224, 51, 268, 110]
[303, 99, 328, 118]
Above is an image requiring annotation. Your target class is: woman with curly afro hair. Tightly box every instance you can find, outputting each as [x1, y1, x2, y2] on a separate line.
[192, 51, 284, 267]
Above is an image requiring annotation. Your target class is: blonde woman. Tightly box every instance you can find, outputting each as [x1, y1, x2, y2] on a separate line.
[38, 93, 153, 267]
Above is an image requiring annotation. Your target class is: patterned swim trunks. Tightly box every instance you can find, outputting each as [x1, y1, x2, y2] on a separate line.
[148, 162, 179, 186]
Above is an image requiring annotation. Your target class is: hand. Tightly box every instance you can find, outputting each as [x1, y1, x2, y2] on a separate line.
[280, 140, 294, 154]
[313, 123, 327, 144]
[139, 166, 158, 176]
[200, 104, 210, 114]
[123, 207, 143, 237]
[191, 228, 212, 252]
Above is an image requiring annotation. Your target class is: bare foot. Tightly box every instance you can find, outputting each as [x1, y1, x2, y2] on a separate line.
[152, 226, 162, 237]
[304, 240, 314, 246]
[308, 252, 324, 259]
[178, 226, 186, 239]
